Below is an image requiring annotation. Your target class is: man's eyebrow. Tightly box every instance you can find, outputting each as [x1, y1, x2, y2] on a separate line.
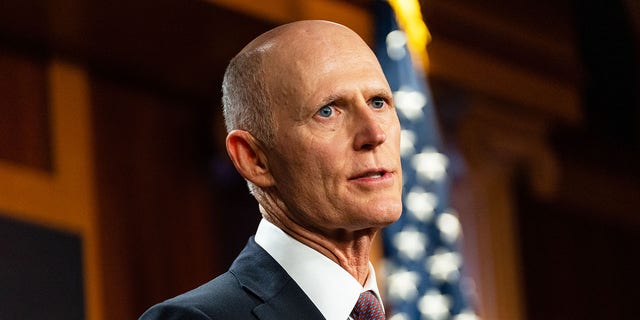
[316, 93, 343, 107]
[369, 88, 393, 98]
[362, 88, 393, 102]
[317, 87, 392, 105]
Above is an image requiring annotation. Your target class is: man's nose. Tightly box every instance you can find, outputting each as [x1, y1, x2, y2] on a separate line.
[353, 105, 387, 151]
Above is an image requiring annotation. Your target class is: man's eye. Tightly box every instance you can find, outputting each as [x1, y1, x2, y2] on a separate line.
[318, 105, 334, 117]
[371, 97, 385, 109]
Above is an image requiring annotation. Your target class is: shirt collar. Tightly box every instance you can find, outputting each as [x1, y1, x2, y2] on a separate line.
[254, 219, 383, 320]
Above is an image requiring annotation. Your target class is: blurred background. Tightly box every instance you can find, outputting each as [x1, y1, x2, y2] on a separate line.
[0, 0, 638, 319]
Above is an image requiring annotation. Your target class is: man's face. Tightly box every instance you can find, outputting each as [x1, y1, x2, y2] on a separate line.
[263, 30, 403, 236]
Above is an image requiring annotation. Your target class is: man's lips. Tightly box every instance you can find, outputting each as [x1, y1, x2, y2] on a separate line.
[349, 169, 393, 180]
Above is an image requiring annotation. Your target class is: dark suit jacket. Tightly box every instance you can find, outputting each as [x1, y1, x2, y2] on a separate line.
[139, 237, 325, 320]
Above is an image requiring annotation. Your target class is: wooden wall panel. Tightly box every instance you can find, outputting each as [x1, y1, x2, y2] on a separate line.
[0, 47, 51, 171]
[90, 74, 222, 318]
[517, 181, 640, 319]
[0, 59, 103, 320]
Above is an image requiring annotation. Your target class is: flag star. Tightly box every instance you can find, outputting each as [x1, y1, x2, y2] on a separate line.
[386, 269, 421, 301]
[386, 30, 408, 60]
[453, 310, 481, 320]
[394, 88, 426, 121]
[418, 290, 451, 320]
[400, 129, 417, 158]
[392, 226, 428, 260]
[426, 249, 462, 282]
[389, 312, 411, 320]
[405, 187, 437, 222]
[437, 210, 462, 243]
[412, 147, 448, 182]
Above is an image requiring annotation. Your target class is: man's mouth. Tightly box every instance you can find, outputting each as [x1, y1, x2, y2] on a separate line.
[351, 170, 389, 180]
[363, 171, 384, 179]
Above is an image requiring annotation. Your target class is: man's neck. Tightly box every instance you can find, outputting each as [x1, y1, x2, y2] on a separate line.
[259, 204, 377, 284]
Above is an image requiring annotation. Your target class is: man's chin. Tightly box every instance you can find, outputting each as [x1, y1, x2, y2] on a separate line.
[366, 204, 403, 228]
[381, 211, 402, 227]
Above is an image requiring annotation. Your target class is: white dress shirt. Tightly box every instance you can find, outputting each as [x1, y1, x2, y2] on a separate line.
[254, 219, 384, 320]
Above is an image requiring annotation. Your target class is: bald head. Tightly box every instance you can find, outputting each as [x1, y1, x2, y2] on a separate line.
[239, 20, 370, 60]
[222, 20, 379, 145]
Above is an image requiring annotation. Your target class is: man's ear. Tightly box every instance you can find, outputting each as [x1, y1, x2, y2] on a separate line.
[225, 130, 275, 187]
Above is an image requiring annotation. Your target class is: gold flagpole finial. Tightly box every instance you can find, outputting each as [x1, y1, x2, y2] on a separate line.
[387, 0, 431, 70]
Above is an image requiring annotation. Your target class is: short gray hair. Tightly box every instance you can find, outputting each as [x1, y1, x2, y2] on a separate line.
[222, 49, 274, 145]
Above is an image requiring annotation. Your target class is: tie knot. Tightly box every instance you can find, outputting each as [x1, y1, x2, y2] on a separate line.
[350, 291, 385, 320]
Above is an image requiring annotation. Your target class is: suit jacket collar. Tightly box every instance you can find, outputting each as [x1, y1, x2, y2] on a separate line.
[230, 237, 326, 320]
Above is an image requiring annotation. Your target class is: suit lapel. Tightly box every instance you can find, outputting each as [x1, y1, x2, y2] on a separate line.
[252, 278, 325, 320]
[230, 238, 326, 320]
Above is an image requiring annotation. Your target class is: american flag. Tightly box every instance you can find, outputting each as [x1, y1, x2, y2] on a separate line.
[374, 1, 479, 319]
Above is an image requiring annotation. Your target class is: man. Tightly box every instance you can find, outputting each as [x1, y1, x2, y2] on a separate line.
[140, 20, 403, 320]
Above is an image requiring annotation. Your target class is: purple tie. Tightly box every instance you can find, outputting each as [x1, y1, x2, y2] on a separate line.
[350, 291, 385, 320]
